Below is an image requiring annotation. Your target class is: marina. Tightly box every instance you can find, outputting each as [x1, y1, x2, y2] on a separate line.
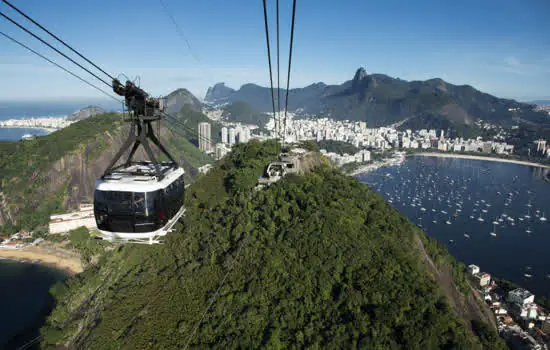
[357, 156, 550, 298]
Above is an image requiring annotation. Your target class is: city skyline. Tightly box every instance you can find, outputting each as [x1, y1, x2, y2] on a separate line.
[0, 0, 548, 102]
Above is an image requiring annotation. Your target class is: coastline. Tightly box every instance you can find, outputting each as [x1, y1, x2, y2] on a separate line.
[348, 158, 399, 176]
[0, 125, 57, 133]
[413, 152, 550, 169]
[0, 246, 83, 275]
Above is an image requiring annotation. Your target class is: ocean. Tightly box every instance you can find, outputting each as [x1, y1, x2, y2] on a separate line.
[0, 99, 122, 141]
[0, 99, 122, 120]
[358, 156, 550, 299]
[0, 260, 67, 348]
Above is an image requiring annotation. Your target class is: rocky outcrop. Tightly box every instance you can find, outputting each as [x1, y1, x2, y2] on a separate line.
[69, 106, 106, 121]
[204, 82, 235, 102]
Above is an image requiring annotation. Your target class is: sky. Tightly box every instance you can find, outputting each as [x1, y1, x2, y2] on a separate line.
[0, 0, 549, 103]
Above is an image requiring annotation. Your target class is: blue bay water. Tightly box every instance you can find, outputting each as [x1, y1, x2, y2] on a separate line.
[358, 156, 550, 298]
[0, 100, 122, 120]
[0, 128, 50, 142]
[0, 260, 67, 347]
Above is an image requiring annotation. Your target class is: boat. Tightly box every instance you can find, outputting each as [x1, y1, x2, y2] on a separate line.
[490, 232, 497, 237]
[524, 274, 532, 278]
[541, 213, 547, 222]
[464, 234, 470, 238]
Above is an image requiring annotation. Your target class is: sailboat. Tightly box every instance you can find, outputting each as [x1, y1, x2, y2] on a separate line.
[490, 222, 497, 237]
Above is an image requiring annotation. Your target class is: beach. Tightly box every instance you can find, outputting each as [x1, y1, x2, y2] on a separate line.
[0, 245, 83, 275]
[414, 152, 550, 169]
[348, 157, 400, 176]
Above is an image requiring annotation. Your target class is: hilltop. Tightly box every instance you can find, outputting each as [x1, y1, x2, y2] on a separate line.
[0, 111, 211, 233]
[68, 106, 105, 121]
[39, 140, 504, 349]
[205, 68, 548, 129]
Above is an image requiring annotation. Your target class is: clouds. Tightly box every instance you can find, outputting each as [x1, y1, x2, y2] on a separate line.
[499, 56, 550, 75]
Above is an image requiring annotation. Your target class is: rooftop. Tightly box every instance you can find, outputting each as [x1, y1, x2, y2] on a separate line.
[97, 162, 184, 192]
[509, 288, 534, 300]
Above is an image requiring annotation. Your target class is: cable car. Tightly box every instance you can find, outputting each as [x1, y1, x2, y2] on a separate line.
[94, 162, 185, 244]
[93, 79, 186, 244]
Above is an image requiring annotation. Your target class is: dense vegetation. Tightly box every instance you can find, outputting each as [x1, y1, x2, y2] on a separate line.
[40, 140, 501, 349]
[222, 101, 270, 127]
[317, 139, 359, 155]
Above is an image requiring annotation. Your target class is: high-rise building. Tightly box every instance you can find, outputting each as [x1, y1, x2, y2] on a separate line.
[221, 127, 228, 145]
[215, 143, 229, 160]
[228, 128, 236, 146]
[235, 125, 242, 143]
[239, 126, 250, 143]
[198, 122, 212, 153]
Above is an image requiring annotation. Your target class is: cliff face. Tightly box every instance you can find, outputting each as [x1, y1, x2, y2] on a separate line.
[0, 113, 210, 230]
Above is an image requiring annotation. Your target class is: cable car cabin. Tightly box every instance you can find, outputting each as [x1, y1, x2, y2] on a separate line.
[94, 162, 185, 244]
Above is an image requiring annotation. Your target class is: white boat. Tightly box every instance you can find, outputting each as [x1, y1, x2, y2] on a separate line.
[464, 234, 470, 238]
[477, 216, 485, 222]
[541, 213, 547, 222]
[490, 232, 497, 237]
[524, 274, 532, 278]
[446, 220, 452, 225]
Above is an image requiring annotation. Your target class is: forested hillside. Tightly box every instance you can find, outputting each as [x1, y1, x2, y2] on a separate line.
[39, 140, 504, 349]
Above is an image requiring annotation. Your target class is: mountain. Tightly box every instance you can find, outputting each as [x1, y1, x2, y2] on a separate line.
[205, 68, 548, 129]
[39, 140, 504, 349]
[68, 106, 105, 121]
[221, 101, 270, 127]
[165, 88, 202, 115]
[0, 112, 211, 233]
[205, 82, 235, 102]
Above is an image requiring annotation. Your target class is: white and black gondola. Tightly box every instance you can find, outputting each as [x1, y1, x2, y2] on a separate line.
[94, 79, 186, 244]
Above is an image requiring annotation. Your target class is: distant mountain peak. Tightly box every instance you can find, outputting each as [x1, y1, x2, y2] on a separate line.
[353, 67, 368, 82]
[205, 82, 235, 102]
[68, 106, 105, 121]
[165, 88, 202, 114]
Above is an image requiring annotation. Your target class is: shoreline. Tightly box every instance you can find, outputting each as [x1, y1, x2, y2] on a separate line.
[0, 125, 57, 133]
[0, 246, 83, 275]
[348, 158, 400, 176]
[413, 152, 550, 169]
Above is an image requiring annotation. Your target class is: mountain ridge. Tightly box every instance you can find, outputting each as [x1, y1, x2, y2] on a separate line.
[205, 68, 548, 129]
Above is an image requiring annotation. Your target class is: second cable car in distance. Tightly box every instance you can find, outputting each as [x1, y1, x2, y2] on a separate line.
[93, 79, 186, 244]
